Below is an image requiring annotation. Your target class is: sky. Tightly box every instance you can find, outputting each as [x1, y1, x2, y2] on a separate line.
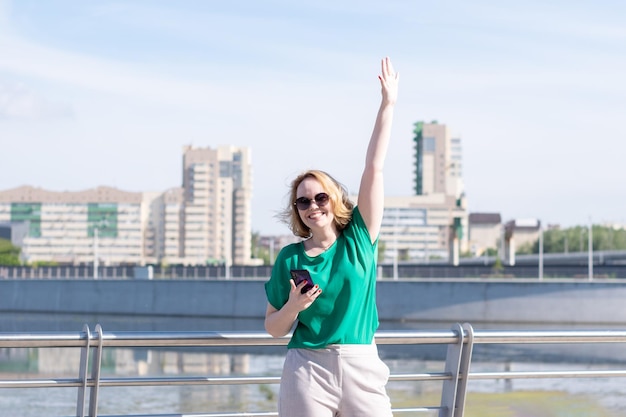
[1, 0, 625, 235]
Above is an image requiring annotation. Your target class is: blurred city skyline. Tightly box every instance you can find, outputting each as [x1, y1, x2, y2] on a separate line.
[1, 0, 625, 235]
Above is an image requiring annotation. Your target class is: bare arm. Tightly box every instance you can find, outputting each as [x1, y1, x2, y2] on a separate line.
[357, 57, 399, 241]
[264, 280, 322, 337]
[264, 303, 298, 338]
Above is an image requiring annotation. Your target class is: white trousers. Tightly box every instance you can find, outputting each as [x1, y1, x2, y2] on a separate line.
[278, 343, 393, 417]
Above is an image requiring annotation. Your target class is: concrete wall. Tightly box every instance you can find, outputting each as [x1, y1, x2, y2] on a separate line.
[375, 279, 626, 325]
[1, 279, 625, 325]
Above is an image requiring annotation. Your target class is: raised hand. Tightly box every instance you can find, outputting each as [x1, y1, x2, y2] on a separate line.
[378, 57, 399, 105]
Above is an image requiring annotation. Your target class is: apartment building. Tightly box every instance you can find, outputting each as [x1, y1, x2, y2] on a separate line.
[159, 188, 185, 264]
[413, 121, 464, 199]
[0, 145, 254, 266]
[0, 186, 151, 265]
[378, 120, 468, 263]
[176, 145, 253, 266]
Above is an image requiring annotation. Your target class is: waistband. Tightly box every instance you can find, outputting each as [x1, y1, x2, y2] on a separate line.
[313, 342, 379, 356]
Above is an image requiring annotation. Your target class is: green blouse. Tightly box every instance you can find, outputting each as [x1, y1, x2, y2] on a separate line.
[264, 207, 380, 349]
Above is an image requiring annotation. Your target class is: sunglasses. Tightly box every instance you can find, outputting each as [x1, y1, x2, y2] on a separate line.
[294, 192, 330, 211]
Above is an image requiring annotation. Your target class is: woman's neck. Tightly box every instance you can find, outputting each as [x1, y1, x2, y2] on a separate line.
[306, 228, 339, 253]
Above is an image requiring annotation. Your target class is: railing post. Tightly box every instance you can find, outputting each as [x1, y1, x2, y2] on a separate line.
[88, 324, 104, 417]
[439, 323, 465, 417]
[453, 323, 475, 417]
[76, 324, 91, 417]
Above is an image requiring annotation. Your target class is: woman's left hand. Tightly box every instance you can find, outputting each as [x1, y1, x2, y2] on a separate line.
[378, 57, 399, 105]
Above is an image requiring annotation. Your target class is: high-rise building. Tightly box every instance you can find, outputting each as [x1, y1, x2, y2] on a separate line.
[158, 188, 185, 264]
[378, 120, 468, 265]
[0, 145, 255, 266]
[413, 121, 464, 198]
[177, 145, 253, 266]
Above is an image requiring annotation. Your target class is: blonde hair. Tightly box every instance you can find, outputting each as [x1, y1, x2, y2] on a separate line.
[279, 170, 354, 238]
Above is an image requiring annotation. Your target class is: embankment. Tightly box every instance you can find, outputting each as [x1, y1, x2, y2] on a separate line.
[1, 278, 625, 325]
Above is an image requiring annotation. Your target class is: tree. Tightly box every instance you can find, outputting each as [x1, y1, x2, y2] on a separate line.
[377, 240, 386, 264]
[0, 238, 21, 266]
[519, 225, 626, 254]
[251, 231, 260, 258]
[484, 247, 499, 257]
[492, 256, 504, 275]
[251, 231, 271, 265]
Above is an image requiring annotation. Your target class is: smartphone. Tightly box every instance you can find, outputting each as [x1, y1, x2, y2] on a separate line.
[290, 269, 315, 294]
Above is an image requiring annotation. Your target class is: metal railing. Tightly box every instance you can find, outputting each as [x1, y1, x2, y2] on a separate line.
[2, 324, 626, 417]
[3, 263, 626, 279]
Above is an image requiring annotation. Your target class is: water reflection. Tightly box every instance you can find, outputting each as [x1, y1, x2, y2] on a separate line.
[2, 314, 626, 416]
[0, 345, 286, 416]
[6, 312, 626, 363]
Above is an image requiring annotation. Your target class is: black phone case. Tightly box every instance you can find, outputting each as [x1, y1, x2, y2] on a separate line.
[290, 269, 315, 293]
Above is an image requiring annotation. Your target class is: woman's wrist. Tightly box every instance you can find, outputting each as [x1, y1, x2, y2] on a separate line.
[380, 97, 397, 107]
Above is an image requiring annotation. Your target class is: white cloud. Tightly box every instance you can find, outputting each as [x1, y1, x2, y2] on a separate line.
[0, 81, 73, 119]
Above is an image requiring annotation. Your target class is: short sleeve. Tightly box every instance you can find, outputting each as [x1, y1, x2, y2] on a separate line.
[264, 248, 292, 310]
[345, 206, 377, 251]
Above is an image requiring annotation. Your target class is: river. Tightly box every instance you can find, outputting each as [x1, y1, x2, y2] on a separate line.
[2, 313, 626, 416]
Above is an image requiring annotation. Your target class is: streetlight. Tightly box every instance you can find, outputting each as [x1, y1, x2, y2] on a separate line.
[93, 227, 99, 279]
[538, 224, 543, 281]
[588, 216, 593, 281]
[392, 209, 399, 281]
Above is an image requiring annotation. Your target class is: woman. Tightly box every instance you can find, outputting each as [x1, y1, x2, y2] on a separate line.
[264, 57, 399, 417]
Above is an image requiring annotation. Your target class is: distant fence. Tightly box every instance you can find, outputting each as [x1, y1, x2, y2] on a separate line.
[0, 265, 273, 280]
[1, 264, 626, 279]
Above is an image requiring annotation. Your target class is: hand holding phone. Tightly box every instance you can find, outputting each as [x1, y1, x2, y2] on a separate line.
[290, 269, 315, 294]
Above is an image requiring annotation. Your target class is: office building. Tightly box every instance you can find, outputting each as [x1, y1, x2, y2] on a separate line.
[379, 194, 467, 263]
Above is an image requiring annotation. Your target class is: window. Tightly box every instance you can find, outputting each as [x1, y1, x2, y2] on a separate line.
[423, 137, 436, 152]
[11, 203, 42, 237]
[87, 203, 118, 238]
